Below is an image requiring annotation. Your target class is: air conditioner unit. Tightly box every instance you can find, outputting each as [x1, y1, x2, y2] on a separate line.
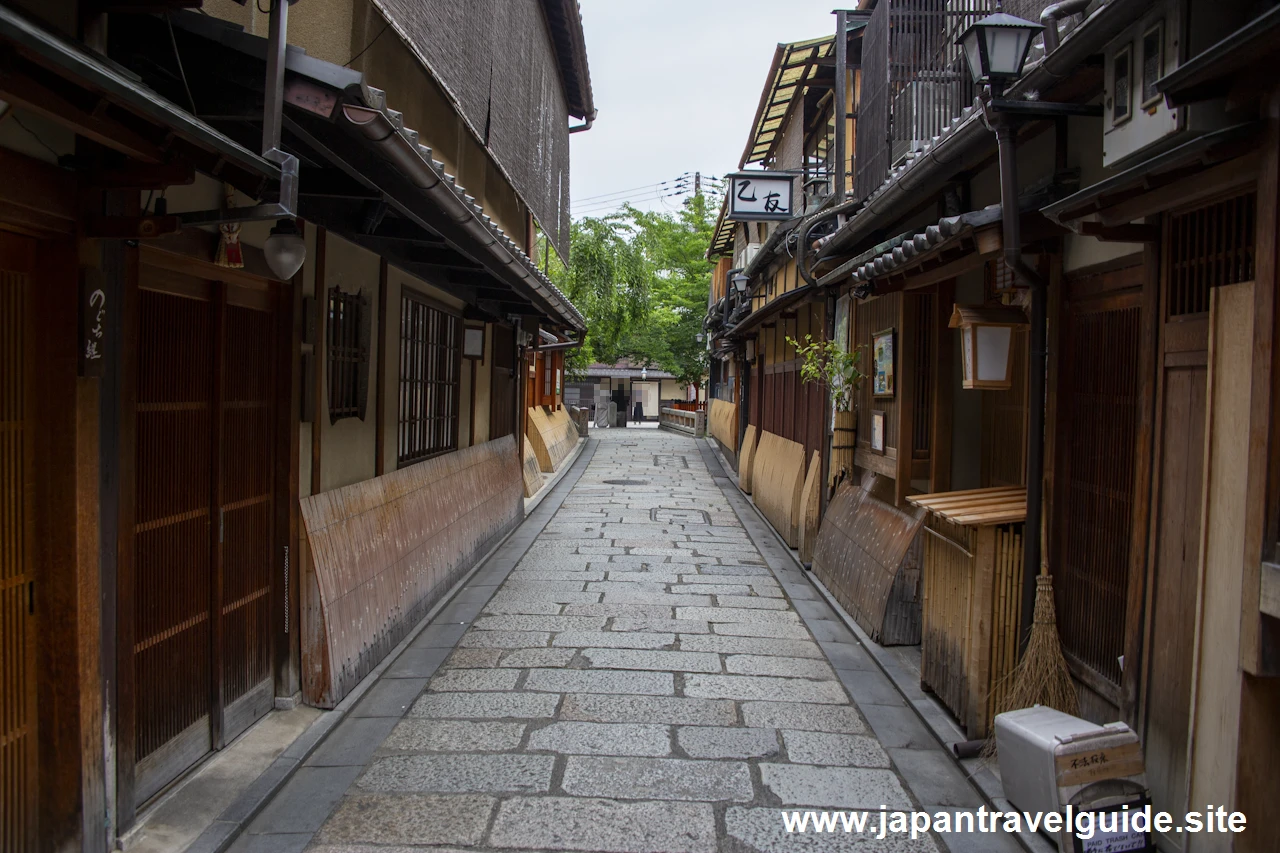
[1101, 0, 1232, 167]
[736, 242, 761, 270]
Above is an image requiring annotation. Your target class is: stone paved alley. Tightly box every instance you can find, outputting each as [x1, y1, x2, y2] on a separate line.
[226, 429, 1008, 853]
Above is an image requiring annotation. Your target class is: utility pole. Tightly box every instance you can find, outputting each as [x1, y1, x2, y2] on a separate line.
[694, 171, 701, 198]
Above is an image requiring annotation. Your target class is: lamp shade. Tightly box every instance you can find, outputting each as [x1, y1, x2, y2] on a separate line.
[264, 219, 306, 280]
[732, 272, 749, 295]
[957, 12, 1043, 83]
[949, 303, 1029, 390]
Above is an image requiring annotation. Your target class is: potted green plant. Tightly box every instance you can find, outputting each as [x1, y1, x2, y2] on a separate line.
[786, 333, 864, 413]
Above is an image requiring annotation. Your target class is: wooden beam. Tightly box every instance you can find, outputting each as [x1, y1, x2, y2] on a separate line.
[0, 70, 164, 163]
[311, 227, 325, 495]
[375, 258, 387, 476]
[1079, 221, 1161, 242]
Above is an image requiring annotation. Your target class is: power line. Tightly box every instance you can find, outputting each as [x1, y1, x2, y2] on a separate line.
[571, 175, 692, 206]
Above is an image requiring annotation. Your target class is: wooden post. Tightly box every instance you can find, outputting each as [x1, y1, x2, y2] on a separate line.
[931, 279, 955, 493]
[311, 228, 326, 495]
[375, 258, 387, 475]
[275, 267, 302, 700]
[895, 295, 918, 506]
[967, 525, 997, 737]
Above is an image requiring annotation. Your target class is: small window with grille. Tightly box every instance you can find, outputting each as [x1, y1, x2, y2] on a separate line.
[327, 287, 369, 424]
[398, 289, 461, 466]
[1166, 191, 1257, 317]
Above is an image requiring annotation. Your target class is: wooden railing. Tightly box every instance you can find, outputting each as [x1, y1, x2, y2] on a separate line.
[659, 407, 705, 437]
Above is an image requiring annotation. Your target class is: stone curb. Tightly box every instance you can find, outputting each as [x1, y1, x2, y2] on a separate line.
[182, 439, 600, 853]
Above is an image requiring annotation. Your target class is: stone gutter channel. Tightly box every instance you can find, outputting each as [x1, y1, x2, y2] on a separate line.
[701, 438, 1055, 853]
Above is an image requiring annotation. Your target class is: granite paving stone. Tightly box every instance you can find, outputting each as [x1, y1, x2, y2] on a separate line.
[741, 701, 868, 734]
[313, 793, 494, 847]
[560, 693, 737, 726]
[357, 753, 554, 793]
[470, 614, 607, 633]
[676, 726, 780, 759]
[381, 719, 525, 752]
[726, 654, 837, 679]
[683, 674, 849, 704]
[526, 721, 671, 756]
[783, 730, 892, 767]
[408, 691, 560, 720]
[522, 667, 674, 695]
[551, 630, 675, 649]
[495, 647, 577, 668]
[678, 634, 825, 658]
[427, 668, 520, 692]
[580, 648, 721, 673]
[760, 764, 914, 809]
[488, 797, 717, 853]
[560, 756, 753, 801]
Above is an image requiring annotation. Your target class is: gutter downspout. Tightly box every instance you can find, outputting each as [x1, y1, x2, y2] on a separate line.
[996, 118, 1048, 654]
[834, 10, 848, 206]
[569, 110, 597, 134]
[1039, 0, 1091, 55]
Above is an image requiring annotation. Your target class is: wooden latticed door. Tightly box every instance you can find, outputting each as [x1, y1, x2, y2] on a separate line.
[128, 269, 276, 807]
[1143, 192, 1255, 851]
[0, 232, 37, 852]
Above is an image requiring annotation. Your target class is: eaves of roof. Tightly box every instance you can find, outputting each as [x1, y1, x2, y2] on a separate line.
[540, 0, 595, 120]
[169, 11, 586, 330]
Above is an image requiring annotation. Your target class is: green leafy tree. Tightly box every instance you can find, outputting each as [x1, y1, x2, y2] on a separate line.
[550, 193, 714, 389]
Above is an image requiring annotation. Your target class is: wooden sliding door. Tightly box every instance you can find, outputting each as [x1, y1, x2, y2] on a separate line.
[125, 266, 277, 807]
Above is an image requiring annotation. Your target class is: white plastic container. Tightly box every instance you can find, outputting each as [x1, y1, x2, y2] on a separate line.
[995, 706, 1152, 852]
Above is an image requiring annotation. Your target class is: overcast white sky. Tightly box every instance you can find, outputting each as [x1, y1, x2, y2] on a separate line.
[569, 0, 847, 219]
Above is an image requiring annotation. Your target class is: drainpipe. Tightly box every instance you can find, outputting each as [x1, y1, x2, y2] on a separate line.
[834, 10, 848, 205]
[996, 118, 1047, 653]
[569, 110, 597, 134]
[1039, 0, 1091, 55]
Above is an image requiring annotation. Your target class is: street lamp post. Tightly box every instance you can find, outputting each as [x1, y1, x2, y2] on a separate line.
[956, 9, 1062, 651]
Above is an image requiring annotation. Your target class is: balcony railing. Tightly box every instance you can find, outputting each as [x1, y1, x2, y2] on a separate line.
[855, 0, 1009, 203]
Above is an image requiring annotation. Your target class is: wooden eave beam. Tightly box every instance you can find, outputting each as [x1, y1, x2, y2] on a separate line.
[0, 64, 165, 162]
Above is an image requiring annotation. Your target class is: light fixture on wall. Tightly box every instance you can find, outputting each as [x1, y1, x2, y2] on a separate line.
[695, 332, 706, 343]
[950, 304, 1029, 390]
[264, 218, 306, 279]
[732, 272, 750, 296]
[957, 11, 1042, 89]
[640, 367, 648, 381]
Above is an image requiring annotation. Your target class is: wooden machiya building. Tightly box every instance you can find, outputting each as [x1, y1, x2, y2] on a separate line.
[0, 0, 593, 849]
[709, 1, 1279, 849]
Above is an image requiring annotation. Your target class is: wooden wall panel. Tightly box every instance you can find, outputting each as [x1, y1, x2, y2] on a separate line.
[738, 424, 758, 494]
[299, 435, 523, 707]
[812, 473, 925, 646]
[525, 406, 577, 473]
[752, 430, 807, 547]
[709, 398, 738, 456]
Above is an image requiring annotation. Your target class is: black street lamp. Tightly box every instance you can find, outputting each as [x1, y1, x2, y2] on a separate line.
[731, 272, 750, 296]
[957, 12, 1043, 93]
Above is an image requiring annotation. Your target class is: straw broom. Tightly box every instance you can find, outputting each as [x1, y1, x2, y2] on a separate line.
[982, 521, 1077, 759]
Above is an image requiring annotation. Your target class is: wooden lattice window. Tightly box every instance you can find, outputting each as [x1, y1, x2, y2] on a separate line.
[1167, 191, 1257, 317]
[327, 287, 369, 424]
[398, 289, 461, 466]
